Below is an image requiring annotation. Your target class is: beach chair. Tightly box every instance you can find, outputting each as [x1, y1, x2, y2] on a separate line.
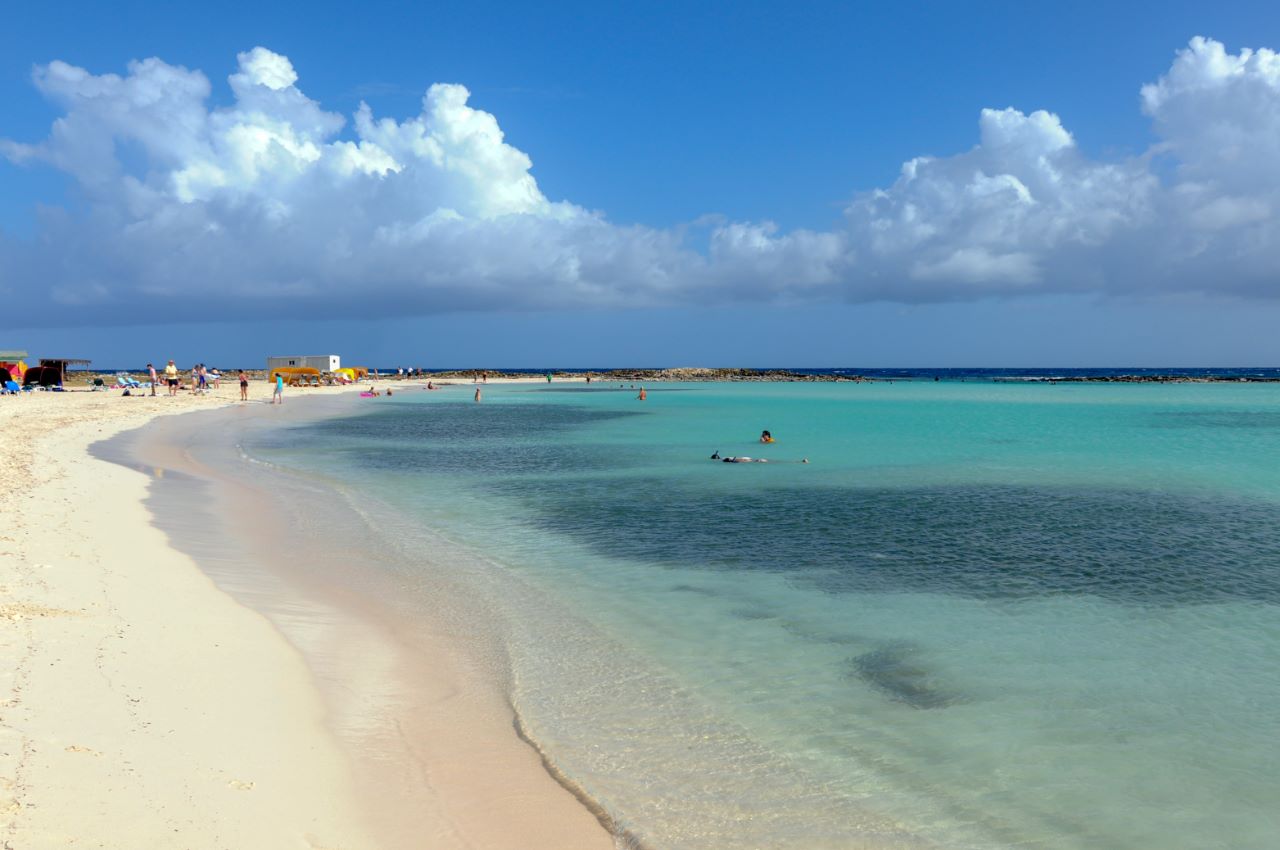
[115, 373, 141, 388]
[3, 380, 26, 395]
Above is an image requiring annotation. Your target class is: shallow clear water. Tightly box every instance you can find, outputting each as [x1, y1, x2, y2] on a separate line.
[253, 381, 1280, 849]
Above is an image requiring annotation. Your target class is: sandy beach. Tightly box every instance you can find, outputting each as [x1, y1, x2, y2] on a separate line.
[0, 383, 612, 849]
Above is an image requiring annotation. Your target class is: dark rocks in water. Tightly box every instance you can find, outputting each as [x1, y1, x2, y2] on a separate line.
[312, 401, 639, 441]
[994, 375, 1280, 383]
[848, 643, 961, 709]
[1150, 411, 1280, 429]
[729, 608, 778, 621]
[424, 367, 870, 382]
[504, 480, 1280, 605]
[670, 584, 720, 597]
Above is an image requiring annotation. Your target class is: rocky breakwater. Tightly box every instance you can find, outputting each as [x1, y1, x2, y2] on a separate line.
[996, 374, 1280, 384]
[595, 368, 867, 382]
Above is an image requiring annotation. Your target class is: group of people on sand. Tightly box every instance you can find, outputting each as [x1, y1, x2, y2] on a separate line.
[144, 360, 249, 401]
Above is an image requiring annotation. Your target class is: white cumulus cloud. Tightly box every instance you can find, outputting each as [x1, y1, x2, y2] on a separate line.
[2, 37, 1280, 323]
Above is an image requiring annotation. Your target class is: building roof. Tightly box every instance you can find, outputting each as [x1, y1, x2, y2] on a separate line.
[0, 350, 29, 360]
[39, 358, 92, 366]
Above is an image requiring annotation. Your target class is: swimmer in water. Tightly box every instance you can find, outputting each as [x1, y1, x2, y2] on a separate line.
[760, 430, 774, 443]
[637, 387, 647, 401]
[475, 386, 482, 402]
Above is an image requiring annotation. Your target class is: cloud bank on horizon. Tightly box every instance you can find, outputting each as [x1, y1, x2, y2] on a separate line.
[2, 36, 1279, 322]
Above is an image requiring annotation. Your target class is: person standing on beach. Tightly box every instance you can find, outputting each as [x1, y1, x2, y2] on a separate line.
[165, 360, 179, 396]
[272, 372, 284, 405]
[238, 370, 249, 402]
[147, 363, 157, 397]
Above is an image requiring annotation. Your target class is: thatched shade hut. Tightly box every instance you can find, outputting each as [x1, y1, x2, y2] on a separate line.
[38, 358, 92, 385]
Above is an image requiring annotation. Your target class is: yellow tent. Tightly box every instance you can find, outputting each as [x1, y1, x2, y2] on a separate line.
[269, 366, 321, 386]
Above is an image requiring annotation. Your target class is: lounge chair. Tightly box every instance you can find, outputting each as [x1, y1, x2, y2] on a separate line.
[115, 373, 142, 388]
[3, 380, 26, 395]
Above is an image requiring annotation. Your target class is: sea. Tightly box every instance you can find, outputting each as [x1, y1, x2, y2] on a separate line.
[246, 376, 1280, 849]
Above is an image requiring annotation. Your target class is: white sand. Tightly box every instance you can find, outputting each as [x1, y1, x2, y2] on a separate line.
[0, 385, 613, 849]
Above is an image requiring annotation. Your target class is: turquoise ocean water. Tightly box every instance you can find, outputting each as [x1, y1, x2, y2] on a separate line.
[252, 381, 1280, 849]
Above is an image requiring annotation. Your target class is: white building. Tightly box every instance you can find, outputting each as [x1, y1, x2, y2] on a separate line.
[267, 354, 341, 372]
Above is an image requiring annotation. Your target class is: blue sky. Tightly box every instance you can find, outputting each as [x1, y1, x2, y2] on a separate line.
[2, 1, 1280, 366]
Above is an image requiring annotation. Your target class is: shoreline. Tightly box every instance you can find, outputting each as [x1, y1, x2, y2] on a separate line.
[1, 387, 613, 848]
[103, 393, 616, 849]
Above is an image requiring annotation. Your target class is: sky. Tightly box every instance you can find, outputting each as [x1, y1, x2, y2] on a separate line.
[2, 0, 1280, 367]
